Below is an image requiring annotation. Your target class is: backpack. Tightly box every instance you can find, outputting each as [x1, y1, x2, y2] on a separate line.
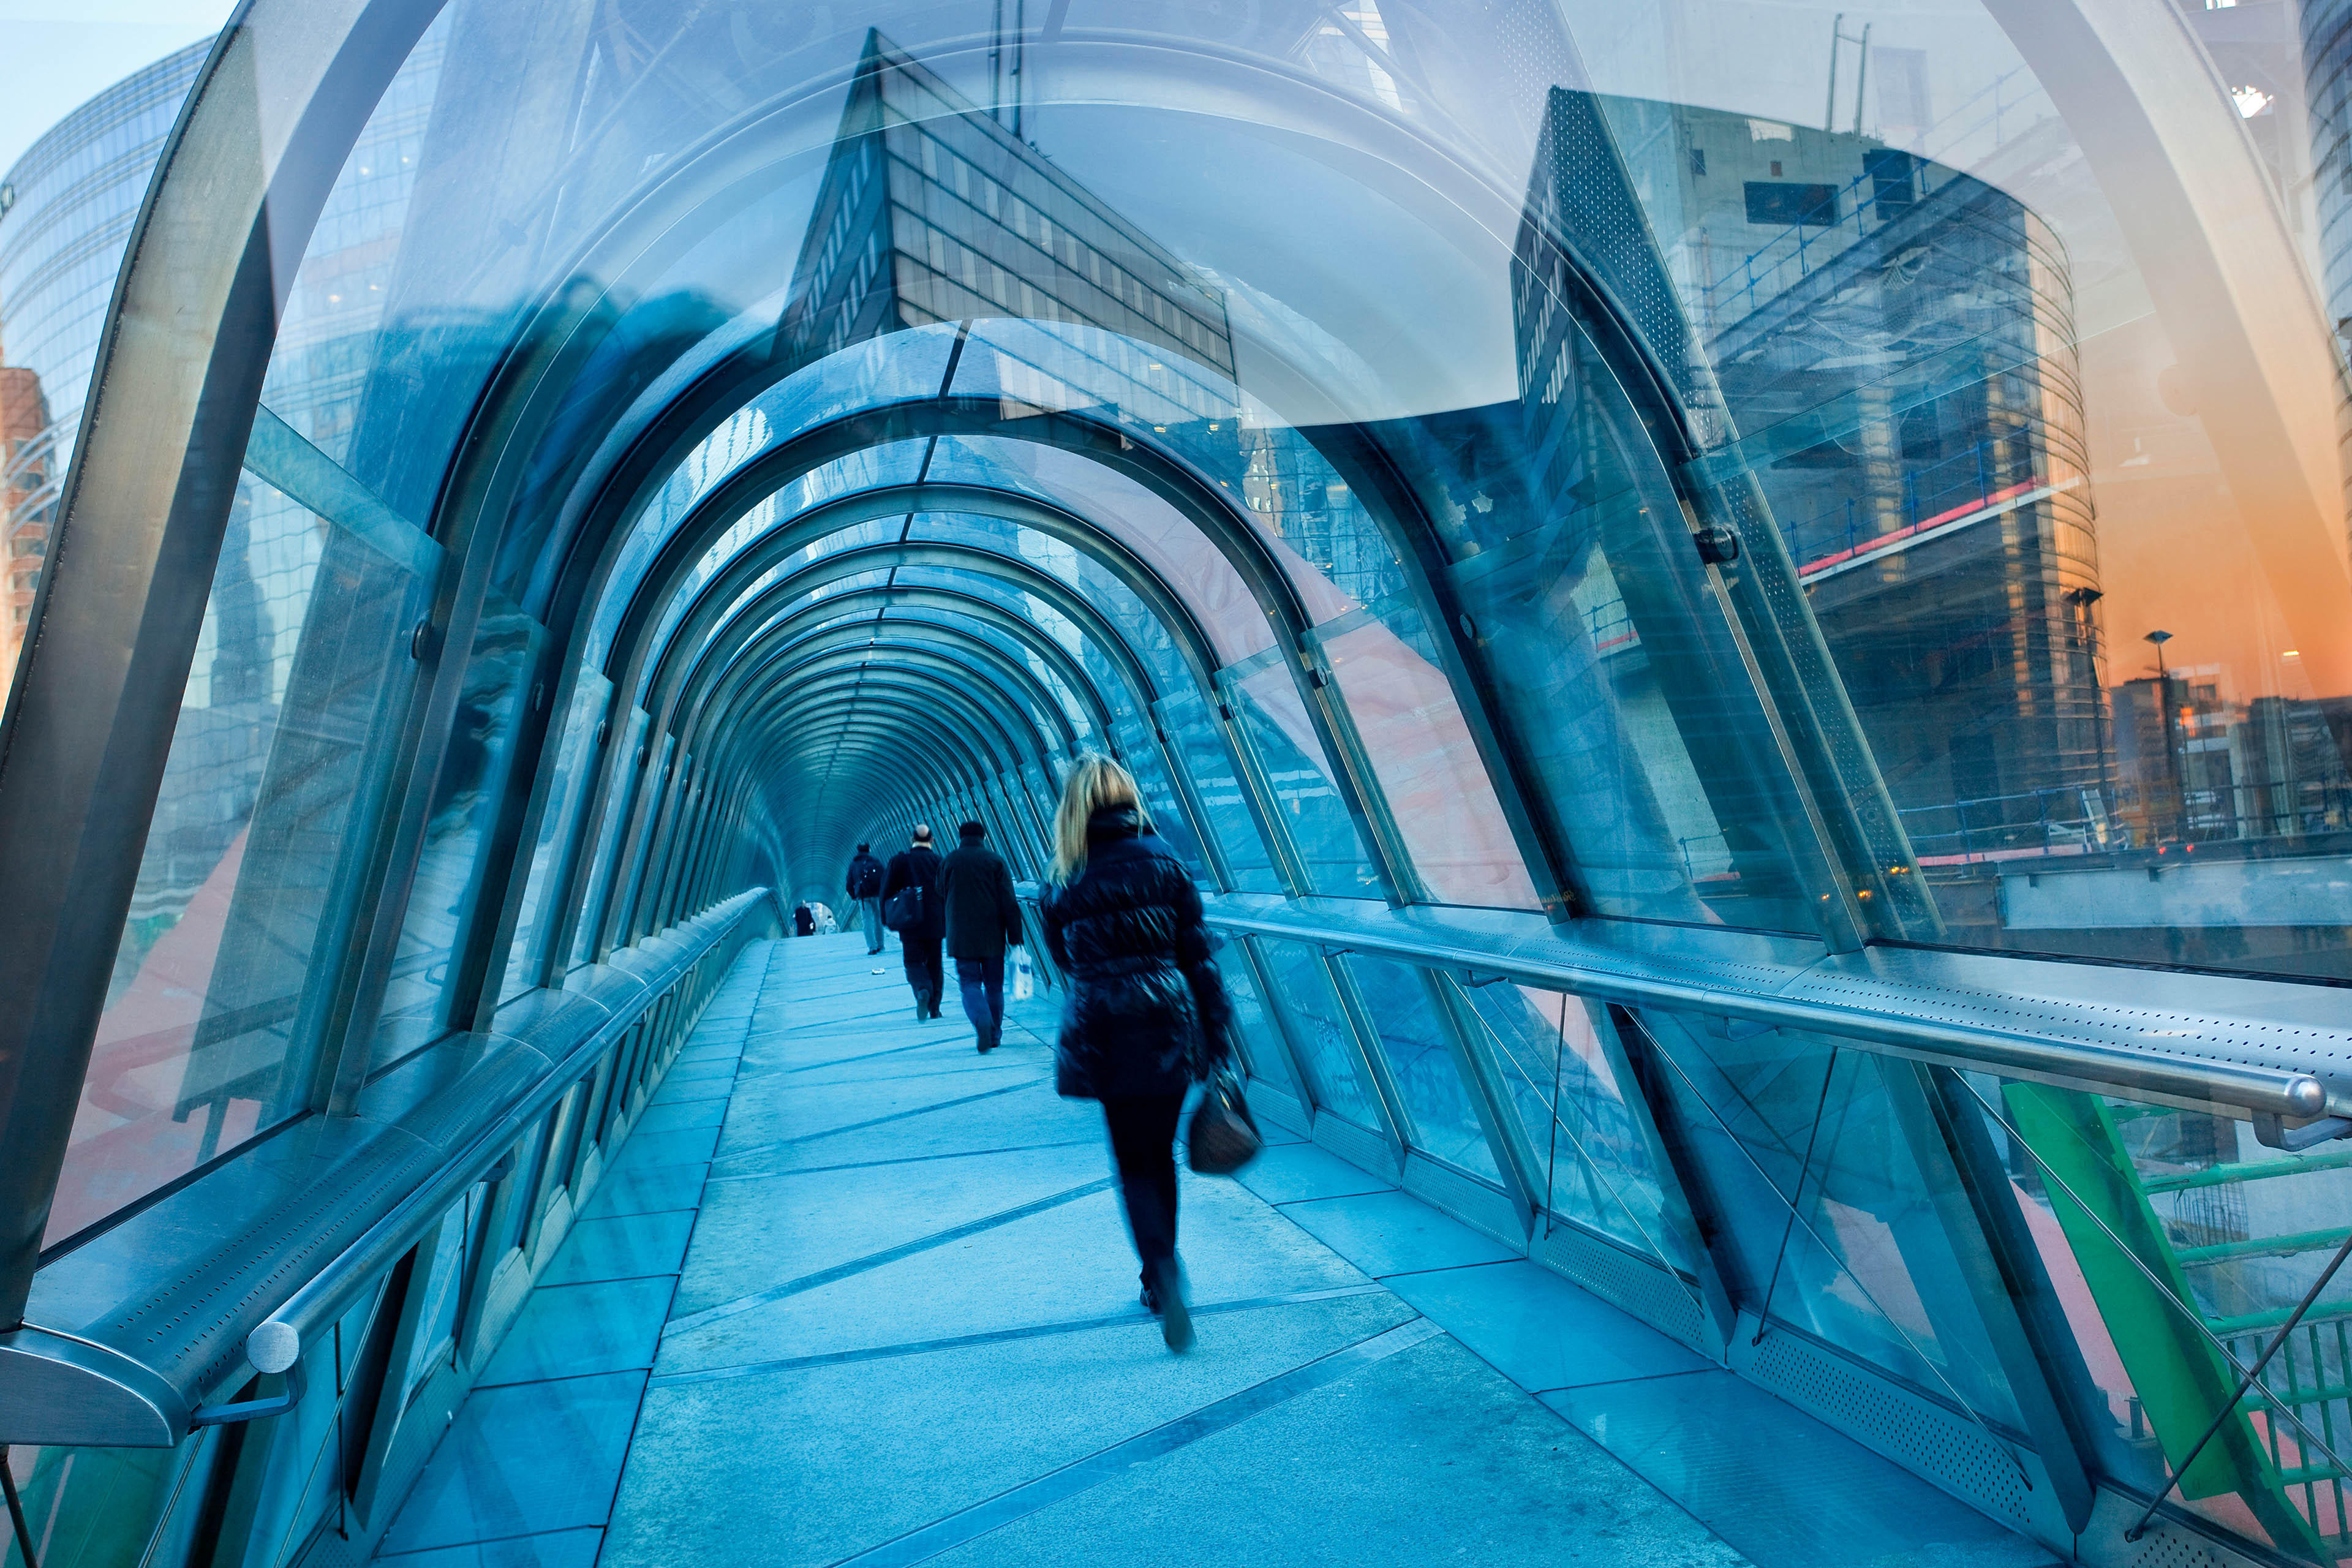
[881, 883, 924, 932]
[851, 858, 883, 899]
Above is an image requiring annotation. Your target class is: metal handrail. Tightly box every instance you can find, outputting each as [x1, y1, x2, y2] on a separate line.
[0, 889, 780, 1446]
[214, 888, 783, 1408]
[1196, 895, 2334, 1121]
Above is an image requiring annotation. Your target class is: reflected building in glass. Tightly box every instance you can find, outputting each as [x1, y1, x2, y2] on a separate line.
[1514, 91, 2106, 938]
[0, 37, 209, 693]
[778, 31, 1234, 394]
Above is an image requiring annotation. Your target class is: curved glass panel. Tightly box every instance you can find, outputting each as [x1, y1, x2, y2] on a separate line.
[53, 464, 434, 1245]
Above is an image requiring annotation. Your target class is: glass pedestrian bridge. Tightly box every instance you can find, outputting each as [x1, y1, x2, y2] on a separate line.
[4, 4, 2352, 1566]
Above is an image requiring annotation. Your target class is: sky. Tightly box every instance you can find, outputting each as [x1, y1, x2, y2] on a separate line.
[0, 2, 235, 179]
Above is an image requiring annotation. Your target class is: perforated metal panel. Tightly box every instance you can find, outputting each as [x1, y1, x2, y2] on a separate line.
[1531, 1222, 1708, 1350]
[2127, 1532, 2234, 1568]
[1312, 1112, 1398, 1177]
[1741, 1327, 2037, 1531]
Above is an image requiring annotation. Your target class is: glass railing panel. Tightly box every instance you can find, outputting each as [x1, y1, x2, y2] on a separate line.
[1458, 982, 1692, 1273]
[1251, 938, 1384, 1134]
[396, 1191, 475, 1411]
[1624, 1009, 2022, 1431]
[1216, 948, 1286, 1088]
[1340, 955, 1503, 1184]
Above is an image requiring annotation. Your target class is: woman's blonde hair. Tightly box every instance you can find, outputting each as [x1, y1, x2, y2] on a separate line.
[1051, 755, 1151, 883]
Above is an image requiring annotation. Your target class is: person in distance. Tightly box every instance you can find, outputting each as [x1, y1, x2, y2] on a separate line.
[941, 820, 1023, 1054]
[880, 826, 946, 1021]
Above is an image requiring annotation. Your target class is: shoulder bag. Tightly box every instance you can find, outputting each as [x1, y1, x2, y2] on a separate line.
[1186, 1067, 1261, 1175]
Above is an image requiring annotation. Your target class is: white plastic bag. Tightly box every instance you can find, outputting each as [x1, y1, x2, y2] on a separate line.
[1012, 948, 1035, 1001]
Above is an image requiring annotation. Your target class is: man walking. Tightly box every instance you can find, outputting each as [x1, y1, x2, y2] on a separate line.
[881, 826, 946, 1020]
[845, 842, 887, 954]
[942, 820, 1023, 1053]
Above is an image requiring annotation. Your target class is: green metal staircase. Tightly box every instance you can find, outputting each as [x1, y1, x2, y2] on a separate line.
[2007, 1085, 2351, 1563]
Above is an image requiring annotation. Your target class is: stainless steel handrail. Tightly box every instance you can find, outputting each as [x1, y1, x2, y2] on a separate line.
[1196, 895, 2336, 1121]
[219, 889, 783, 1406]
[0, 889, 780, 1447]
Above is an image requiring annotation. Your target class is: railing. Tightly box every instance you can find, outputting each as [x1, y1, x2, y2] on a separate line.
[0, 887, 782, 1449]
[1902, 775, 2352, 864]
[1189, 894, 2339, 1120]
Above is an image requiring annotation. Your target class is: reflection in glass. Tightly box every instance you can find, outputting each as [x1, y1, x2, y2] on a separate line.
[1343, 957, 1499, 1183]
[1630, 1012, 2019, 1430]
[374, 594, 541, 1063]
[1253, 939, 1382, 1133]
[1156, 687, 1280, 894]
[1226, 661, 1380, 898]
[56, 473, 427, 1245]
[503, 668, 611, 1002]
[1993, 1078, 2352, 1555]
[1460, 984, 1689, 1272]
[1319, 606, 1539, 909]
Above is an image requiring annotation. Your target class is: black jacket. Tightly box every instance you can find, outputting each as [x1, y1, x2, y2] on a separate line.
[845, 851, 884, 900]
[880, 845, 946, 940]
[1042, 806, 1231, 1100]
[942, 842, 1023, 961]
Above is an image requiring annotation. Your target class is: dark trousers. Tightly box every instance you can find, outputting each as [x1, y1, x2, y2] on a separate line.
[1102, 1093, 1186, 1273]
[859, 897, 884, 953]
[902, 936, 943, 1014]
[956, 956, 1004, 1044]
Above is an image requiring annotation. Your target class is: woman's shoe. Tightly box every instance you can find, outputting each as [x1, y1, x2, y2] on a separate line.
[1149, 1260, 1193, 1352]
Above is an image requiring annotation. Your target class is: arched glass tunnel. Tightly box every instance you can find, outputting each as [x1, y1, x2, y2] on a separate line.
[5, 4, 2352, 1566]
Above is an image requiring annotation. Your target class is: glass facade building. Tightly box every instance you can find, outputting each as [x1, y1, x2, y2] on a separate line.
[0, 4, 2350, 1566]
[0, 36, 210, 690]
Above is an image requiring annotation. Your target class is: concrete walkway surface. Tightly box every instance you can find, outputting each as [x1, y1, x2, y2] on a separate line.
[370, 934, 2060, 1568]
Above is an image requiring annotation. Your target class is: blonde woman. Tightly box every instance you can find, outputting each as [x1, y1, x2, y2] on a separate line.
[1041, 756, 1232, 1352]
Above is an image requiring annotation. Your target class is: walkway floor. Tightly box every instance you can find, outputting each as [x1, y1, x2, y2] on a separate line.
[372, 935, 2062, 1568]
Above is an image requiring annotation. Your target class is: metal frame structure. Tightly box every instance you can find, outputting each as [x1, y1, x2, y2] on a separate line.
[0, 9, 2343, 1568]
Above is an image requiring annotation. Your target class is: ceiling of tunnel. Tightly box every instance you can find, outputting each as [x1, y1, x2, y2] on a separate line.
[31, 0, 2352, 1272]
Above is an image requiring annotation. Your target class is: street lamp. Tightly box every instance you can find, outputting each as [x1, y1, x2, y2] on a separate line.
[2145, 630, 2182, 838]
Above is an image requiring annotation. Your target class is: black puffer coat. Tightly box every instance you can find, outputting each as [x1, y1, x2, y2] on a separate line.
[1043, 806, 1232, 1100]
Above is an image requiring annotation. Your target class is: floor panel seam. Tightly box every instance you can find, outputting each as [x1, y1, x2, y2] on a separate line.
[648, 1282, 1395, 1385]
[701, 1137, 1099, 1185]
[821, 1316, 1444, 1568]
[661, 1176, 1117, 1340]
[706, 1076, 1047, 1166]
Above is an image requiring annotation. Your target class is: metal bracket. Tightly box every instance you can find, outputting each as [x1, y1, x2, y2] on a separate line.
[2253, 1112, 2352, 1153]
[189, 1357, 306, 1427]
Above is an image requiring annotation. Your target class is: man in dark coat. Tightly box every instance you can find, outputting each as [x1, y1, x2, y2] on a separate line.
[941, 820, 1023, 1053]
[880, 825, 946, 1020]
[845, 842, 886, 954]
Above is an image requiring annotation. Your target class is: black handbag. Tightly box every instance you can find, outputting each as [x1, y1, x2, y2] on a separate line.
[881, 884, 924, 932]
[1186, 1068, 1262, 1175]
